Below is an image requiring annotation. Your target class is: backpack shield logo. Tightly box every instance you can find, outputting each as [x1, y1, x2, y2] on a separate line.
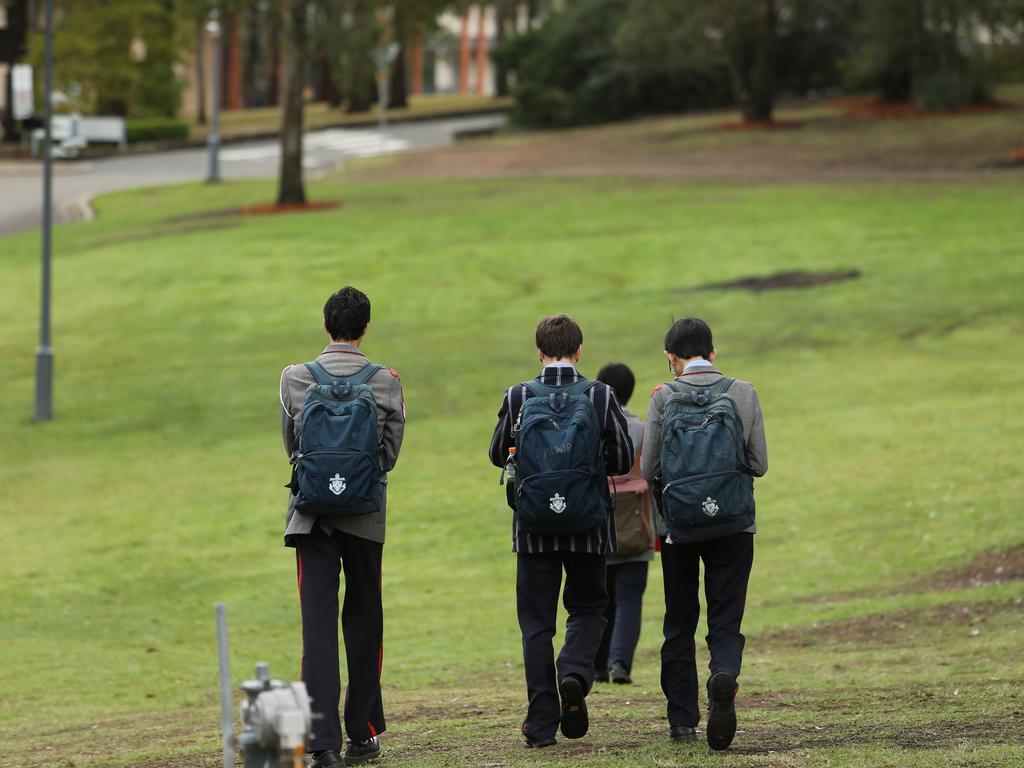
[329, 474, 347, 495]
[702, 497, 719, 517]
[549, 493, 567, 514]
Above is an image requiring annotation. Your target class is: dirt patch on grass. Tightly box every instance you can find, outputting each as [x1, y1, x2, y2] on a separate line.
[693, 269, 861, 292]
[779, 542, 1024, 607]
[760, 598, 1022, 649]
[908, 543, 1024, 593]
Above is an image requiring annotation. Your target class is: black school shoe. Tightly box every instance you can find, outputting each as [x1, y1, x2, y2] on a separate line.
[524, 734, 557, 748]
[706, 672, 739, 751]
[558, 676, 589, 739]
[669, 724, 697, 742]
[609, 661, 632, 685]
[310, 750, 342, 768]
[522, 722, 557, 748]
[595, 668, 610, 683]
[343, 736, 381, 766]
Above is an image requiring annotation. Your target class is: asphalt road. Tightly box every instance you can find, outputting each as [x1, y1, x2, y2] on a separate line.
[0, 113, 505, 239]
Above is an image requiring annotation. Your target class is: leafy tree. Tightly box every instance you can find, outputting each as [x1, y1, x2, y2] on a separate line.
[845, 0, 1018, 107]
[617, 0, 780, 123]
[27, 0, 185, 117]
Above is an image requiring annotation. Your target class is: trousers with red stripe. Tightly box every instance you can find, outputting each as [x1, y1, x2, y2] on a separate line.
[296, 524, 385, 751]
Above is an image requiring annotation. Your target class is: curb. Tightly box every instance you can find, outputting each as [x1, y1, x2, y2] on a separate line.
[2, 106, 511, 163]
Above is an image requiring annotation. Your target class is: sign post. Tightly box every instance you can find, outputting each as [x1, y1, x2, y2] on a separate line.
[34, 0, 55, 422]
[206, 10, 222, 184]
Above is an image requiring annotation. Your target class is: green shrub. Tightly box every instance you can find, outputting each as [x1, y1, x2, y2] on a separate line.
[497, 0, 732, 128]
[125, 118, 190, 144]
[914, 71, 991, 110]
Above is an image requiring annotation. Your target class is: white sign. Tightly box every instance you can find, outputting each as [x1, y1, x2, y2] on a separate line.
[12, 64, 34, 120]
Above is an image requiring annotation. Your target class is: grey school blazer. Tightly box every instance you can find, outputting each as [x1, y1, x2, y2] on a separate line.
[279, 343, 405, 546]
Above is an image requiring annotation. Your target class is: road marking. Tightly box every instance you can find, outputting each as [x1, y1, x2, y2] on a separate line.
[221, 130, 410, 163]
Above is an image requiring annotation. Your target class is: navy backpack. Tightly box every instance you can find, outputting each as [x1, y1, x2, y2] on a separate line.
[513, 379, 610, 534]
[290, 361, 384, 517]
[658, 377, 755, 541]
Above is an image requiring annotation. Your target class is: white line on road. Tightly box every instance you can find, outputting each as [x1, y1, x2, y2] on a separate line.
[221, 130, 411, 163]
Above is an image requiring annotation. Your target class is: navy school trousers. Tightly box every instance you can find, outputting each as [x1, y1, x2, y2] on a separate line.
[516, 552, 608, 742]
[295, 524, 385, 751]
[660, 531, 754, 728]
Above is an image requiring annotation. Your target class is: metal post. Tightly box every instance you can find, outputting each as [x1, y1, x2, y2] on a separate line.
[34, 0, 55, 422]
[215, 604, 234, 768]
[206, 11, 222, 184]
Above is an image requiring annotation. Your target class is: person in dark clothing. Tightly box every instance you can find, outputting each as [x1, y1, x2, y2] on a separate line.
[279, 287, 405, 768]
[489, 314, 634, 748]
[641, 318, 767, 751]
[593, 363, 655, 686]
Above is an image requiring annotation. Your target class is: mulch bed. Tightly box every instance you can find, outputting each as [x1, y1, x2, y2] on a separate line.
[241, 201, 341, 216]
[713, 119, 803, 131]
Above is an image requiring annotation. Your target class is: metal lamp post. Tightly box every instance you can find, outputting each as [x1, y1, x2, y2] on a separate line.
[206, 10, 222, 184]
[34, 0, 55, 422]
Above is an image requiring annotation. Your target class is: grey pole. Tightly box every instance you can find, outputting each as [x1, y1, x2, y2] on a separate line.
[206, 11, 222, 184]
[215, 604, 234, 768]
[34, 0, 55, 422]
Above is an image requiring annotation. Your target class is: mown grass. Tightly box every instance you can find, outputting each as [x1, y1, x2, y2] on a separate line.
[1, 169, 1022, 767]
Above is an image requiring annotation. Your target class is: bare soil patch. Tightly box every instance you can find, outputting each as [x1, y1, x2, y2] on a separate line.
[760, 598, 1022, 649]
[910, 543, 1024, 593]
[784, 542, 1024, 606]
[693, 269, 861, 293]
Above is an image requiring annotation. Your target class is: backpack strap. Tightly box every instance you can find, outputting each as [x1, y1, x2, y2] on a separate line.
[523, 379, 556, 398]
[667, 376, 735, 394]
[345, 363, 383, 386]
[304, 360, 334, 385]
[305, 361, 382, 386]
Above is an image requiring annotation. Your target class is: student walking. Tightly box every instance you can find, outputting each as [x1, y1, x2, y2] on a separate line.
[488, 315, 634, 749]
[279, 287, 405, 768]
[593, 363, 655, 686]
[641, 318, 767, 751]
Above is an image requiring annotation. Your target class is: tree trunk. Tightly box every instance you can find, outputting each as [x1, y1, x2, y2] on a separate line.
[389, 4, 409, 109]
[278, 0, 307, 205]
[495, 0, 510, 97]
[346, 0, 374, 113]
[195, 17, 207, 124]
[747, 0, 776, 122]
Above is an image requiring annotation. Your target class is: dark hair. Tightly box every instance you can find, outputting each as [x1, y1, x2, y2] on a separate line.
[664, 317, 713, 359]
[597, 363, 635, 406]
[324, 286, 371, 341]
[535, 314, 583, 359]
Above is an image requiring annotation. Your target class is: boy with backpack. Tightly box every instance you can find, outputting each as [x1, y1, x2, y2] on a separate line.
[488, 315, 634, 748]
[641, 318, 767, 751]
[279, 286, 405, 768]
[593, 363, 655, 687]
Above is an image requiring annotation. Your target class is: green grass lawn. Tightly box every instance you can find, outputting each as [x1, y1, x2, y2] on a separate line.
[1, 171, 1022, 767]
